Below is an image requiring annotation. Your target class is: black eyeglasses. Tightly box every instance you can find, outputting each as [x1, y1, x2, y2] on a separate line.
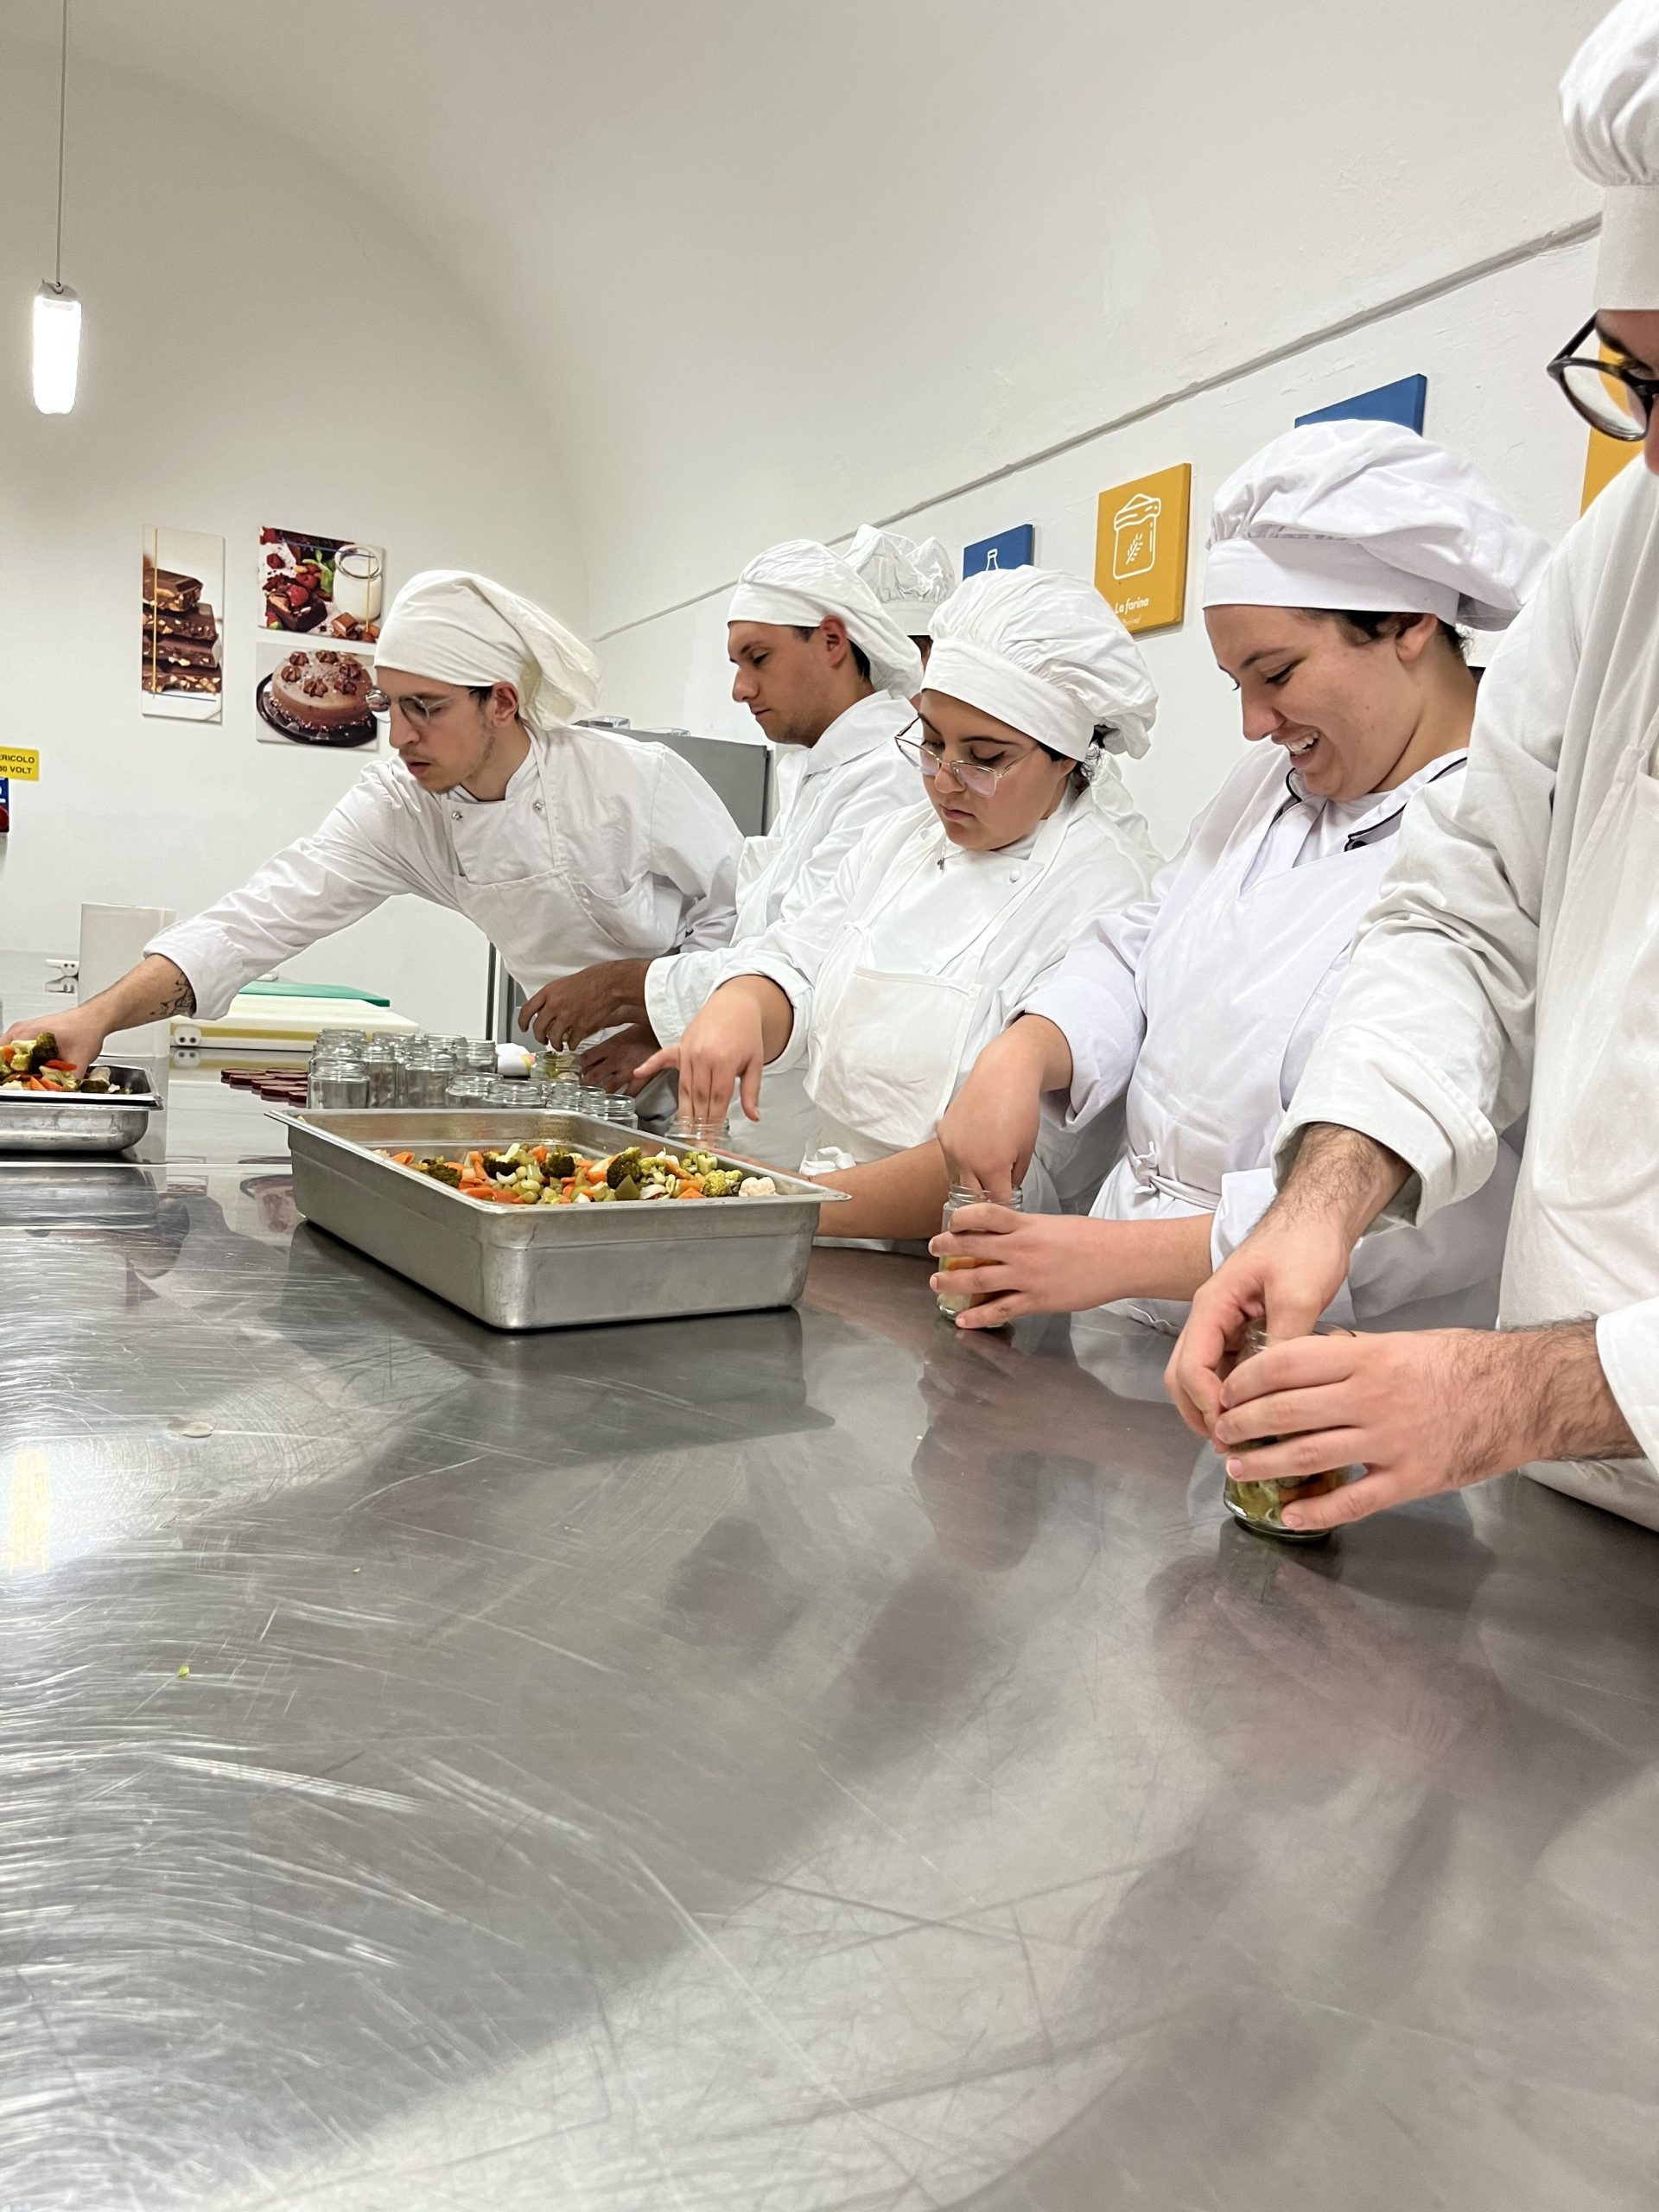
[1548, 316, 1659, 442]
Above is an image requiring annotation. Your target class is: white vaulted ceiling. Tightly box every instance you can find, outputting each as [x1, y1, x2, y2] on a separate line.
[6, 0, 1608, 635]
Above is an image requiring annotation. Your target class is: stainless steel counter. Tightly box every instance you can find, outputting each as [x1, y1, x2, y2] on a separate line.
[4, 1084, 1659, 2209]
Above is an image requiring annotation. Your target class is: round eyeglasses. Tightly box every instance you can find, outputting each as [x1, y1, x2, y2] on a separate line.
[893, 718, 1027, 798]
[1548, 315, 1659, 442]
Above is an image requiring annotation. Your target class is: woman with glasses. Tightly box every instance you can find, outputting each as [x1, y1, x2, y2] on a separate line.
[22, 569, 743, 1076]
[932, 421, 1548, 1337]
[636, 567, 1161, 1239]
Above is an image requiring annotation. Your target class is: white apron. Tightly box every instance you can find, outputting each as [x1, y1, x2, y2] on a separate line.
[451, 740, 674, 1111]
[1122, 814, 1381, 1216]
[1503, 705, 1659, 1523]
[808, 807, 1073, 1167]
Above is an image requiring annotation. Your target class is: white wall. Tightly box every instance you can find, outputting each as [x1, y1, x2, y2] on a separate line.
[598, 230, 1608, 855]
[26, 0, 1610, 644]
[0, 37, 585, 1034]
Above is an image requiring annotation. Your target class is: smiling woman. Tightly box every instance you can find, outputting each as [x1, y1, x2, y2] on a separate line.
[934, 419, 1551, 1338]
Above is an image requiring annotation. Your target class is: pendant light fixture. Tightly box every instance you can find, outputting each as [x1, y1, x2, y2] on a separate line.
[32, 0, 79, 416]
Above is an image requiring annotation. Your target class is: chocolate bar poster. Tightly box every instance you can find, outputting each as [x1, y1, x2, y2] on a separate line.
[142, 527, 225, 722]
[254, 635, 383, 753]
[259, 528, 385, 647]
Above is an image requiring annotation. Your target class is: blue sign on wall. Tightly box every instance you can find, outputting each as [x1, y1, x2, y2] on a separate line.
[963, 523, 1034, 576]
[1296, 374, 1427, 435]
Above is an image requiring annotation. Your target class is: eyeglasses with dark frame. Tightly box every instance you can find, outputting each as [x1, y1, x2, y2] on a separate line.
[893, 714, 1033, 798]
[1548, 315, 1659, 442]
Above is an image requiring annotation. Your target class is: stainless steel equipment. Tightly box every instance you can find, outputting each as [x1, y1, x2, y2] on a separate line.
[8, 1077, 1659, 2212]
[278, 1108, 846, 1328]
[0, 1063, 162, 1155]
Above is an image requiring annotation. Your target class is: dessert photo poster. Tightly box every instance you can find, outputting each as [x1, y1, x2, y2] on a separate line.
[254, 527, 386, 752]
[143, 528, 226, 721]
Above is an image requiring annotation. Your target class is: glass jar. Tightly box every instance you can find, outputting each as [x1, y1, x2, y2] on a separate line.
[403, 1048, 452, 1109]
[444, 1077, 491, 1109]
[579, 1085, 613, 1122]
[549, 1077, 582, 1113]
[314, 1027, 368, 1056]
[461, 1040, 497, 1077]
[603, 1096, 640, 1128]
[670, 1108, 728, 1146]
[1220, 1322, 1344, 1542]
[936, 1184, 1022, 1319]
[309, 1059, 371, 1109]
[359, 1039, 399, 1108]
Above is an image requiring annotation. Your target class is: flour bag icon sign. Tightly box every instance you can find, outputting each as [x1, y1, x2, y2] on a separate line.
[1112, 493, 1161, 582]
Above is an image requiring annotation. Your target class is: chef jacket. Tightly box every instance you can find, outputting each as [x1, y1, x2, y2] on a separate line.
[149, 724, 742, 1019]
[1025, 741, 1516, 1332]
[727, 771, 1158, 1197]
[643, 692, 919, 1045]
[1281, 460, 1659, 1526]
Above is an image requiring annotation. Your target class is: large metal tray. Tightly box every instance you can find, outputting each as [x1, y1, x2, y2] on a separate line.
[276, 1109, 849, 1331]
[0, 1065, 162, 1156]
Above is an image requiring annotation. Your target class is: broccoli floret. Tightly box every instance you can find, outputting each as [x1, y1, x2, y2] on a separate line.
[605, 1147, 646, 1189]
[679, 1148, 722, 1179]
[702, 1169, 744, 1198]
[542, 1148, 577, 1180]
[480, 1152, 515, 1180]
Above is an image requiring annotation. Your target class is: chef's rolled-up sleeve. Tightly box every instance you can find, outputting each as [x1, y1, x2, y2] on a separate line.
[1597, 1301, 1659, 1471]
[146, 774, 425, 1021]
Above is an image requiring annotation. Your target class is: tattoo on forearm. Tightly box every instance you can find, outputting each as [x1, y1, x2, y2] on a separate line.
[155, 976, 196, 1019]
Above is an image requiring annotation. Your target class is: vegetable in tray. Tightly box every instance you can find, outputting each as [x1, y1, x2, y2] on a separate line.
[379, 1141, 780, 1208]
[0, 1033, 115, 1094]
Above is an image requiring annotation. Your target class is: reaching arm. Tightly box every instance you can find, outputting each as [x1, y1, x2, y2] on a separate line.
[1165, 1124, 1409, 1433]
[810, 1141, 955, 1243]
[634, 974, 795, 1124]
[0, 953, 196, 1071]
[937, 1014, 1074, 1203]
[145, 771, 423, 1021]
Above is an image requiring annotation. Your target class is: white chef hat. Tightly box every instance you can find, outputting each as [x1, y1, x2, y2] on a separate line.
[925, 566, 1158, 761]
[1202, 421, 1548, 631]
[842, 524, 957, 637]
[375, 569, 600, 731]
[728, 539, 924, 697]
[1562, 0, 1659, 308]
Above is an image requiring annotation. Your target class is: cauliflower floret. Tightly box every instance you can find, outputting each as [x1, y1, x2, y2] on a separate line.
[738, 1175, 778, 1198]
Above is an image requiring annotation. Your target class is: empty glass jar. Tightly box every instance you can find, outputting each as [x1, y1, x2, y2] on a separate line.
[309, 1058, 371, 1109]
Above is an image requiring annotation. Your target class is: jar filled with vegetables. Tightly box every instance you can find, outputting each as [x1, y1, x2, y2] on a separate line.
[1221, 1322, 1346, 1541]
[936, 1185, 1021, 1319]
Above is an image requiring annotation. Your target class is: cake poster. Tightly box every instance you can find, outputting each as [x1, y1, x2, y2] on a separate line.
[142, 527, 225, 721]
[254, 638, 384, 752]
[258, 527, 385, 645]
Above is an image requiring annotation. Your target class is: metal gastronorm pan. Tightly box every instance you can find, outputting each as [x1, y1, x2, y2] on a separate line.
[275, 1109, 849, 1331]
[0, 1065, 162, 1157]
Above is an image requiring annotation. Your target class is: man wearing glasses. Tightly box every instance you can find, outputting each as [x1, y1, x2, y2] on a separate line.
[1166, 0, 1659, 1535]
[3, 570, 743, 1074]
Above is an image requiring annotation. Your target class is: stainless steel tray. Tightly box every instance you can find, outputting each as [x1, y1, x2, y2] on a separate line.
[0, 1065, 162, 1157]
[275, 1109, 849, 1331]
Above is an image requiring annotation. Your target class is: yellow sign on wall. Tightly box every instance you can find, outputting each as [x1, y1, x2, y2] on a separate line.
[0, 748, 39, 781]
[1095, 463, 1192, 635]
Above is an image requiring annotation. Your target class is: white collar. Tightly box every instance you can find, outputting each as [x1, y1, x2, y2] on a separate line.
[798, 690, 917, 783]
[1284, 748, 1468, 840]
[455, 742, 540, 808]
